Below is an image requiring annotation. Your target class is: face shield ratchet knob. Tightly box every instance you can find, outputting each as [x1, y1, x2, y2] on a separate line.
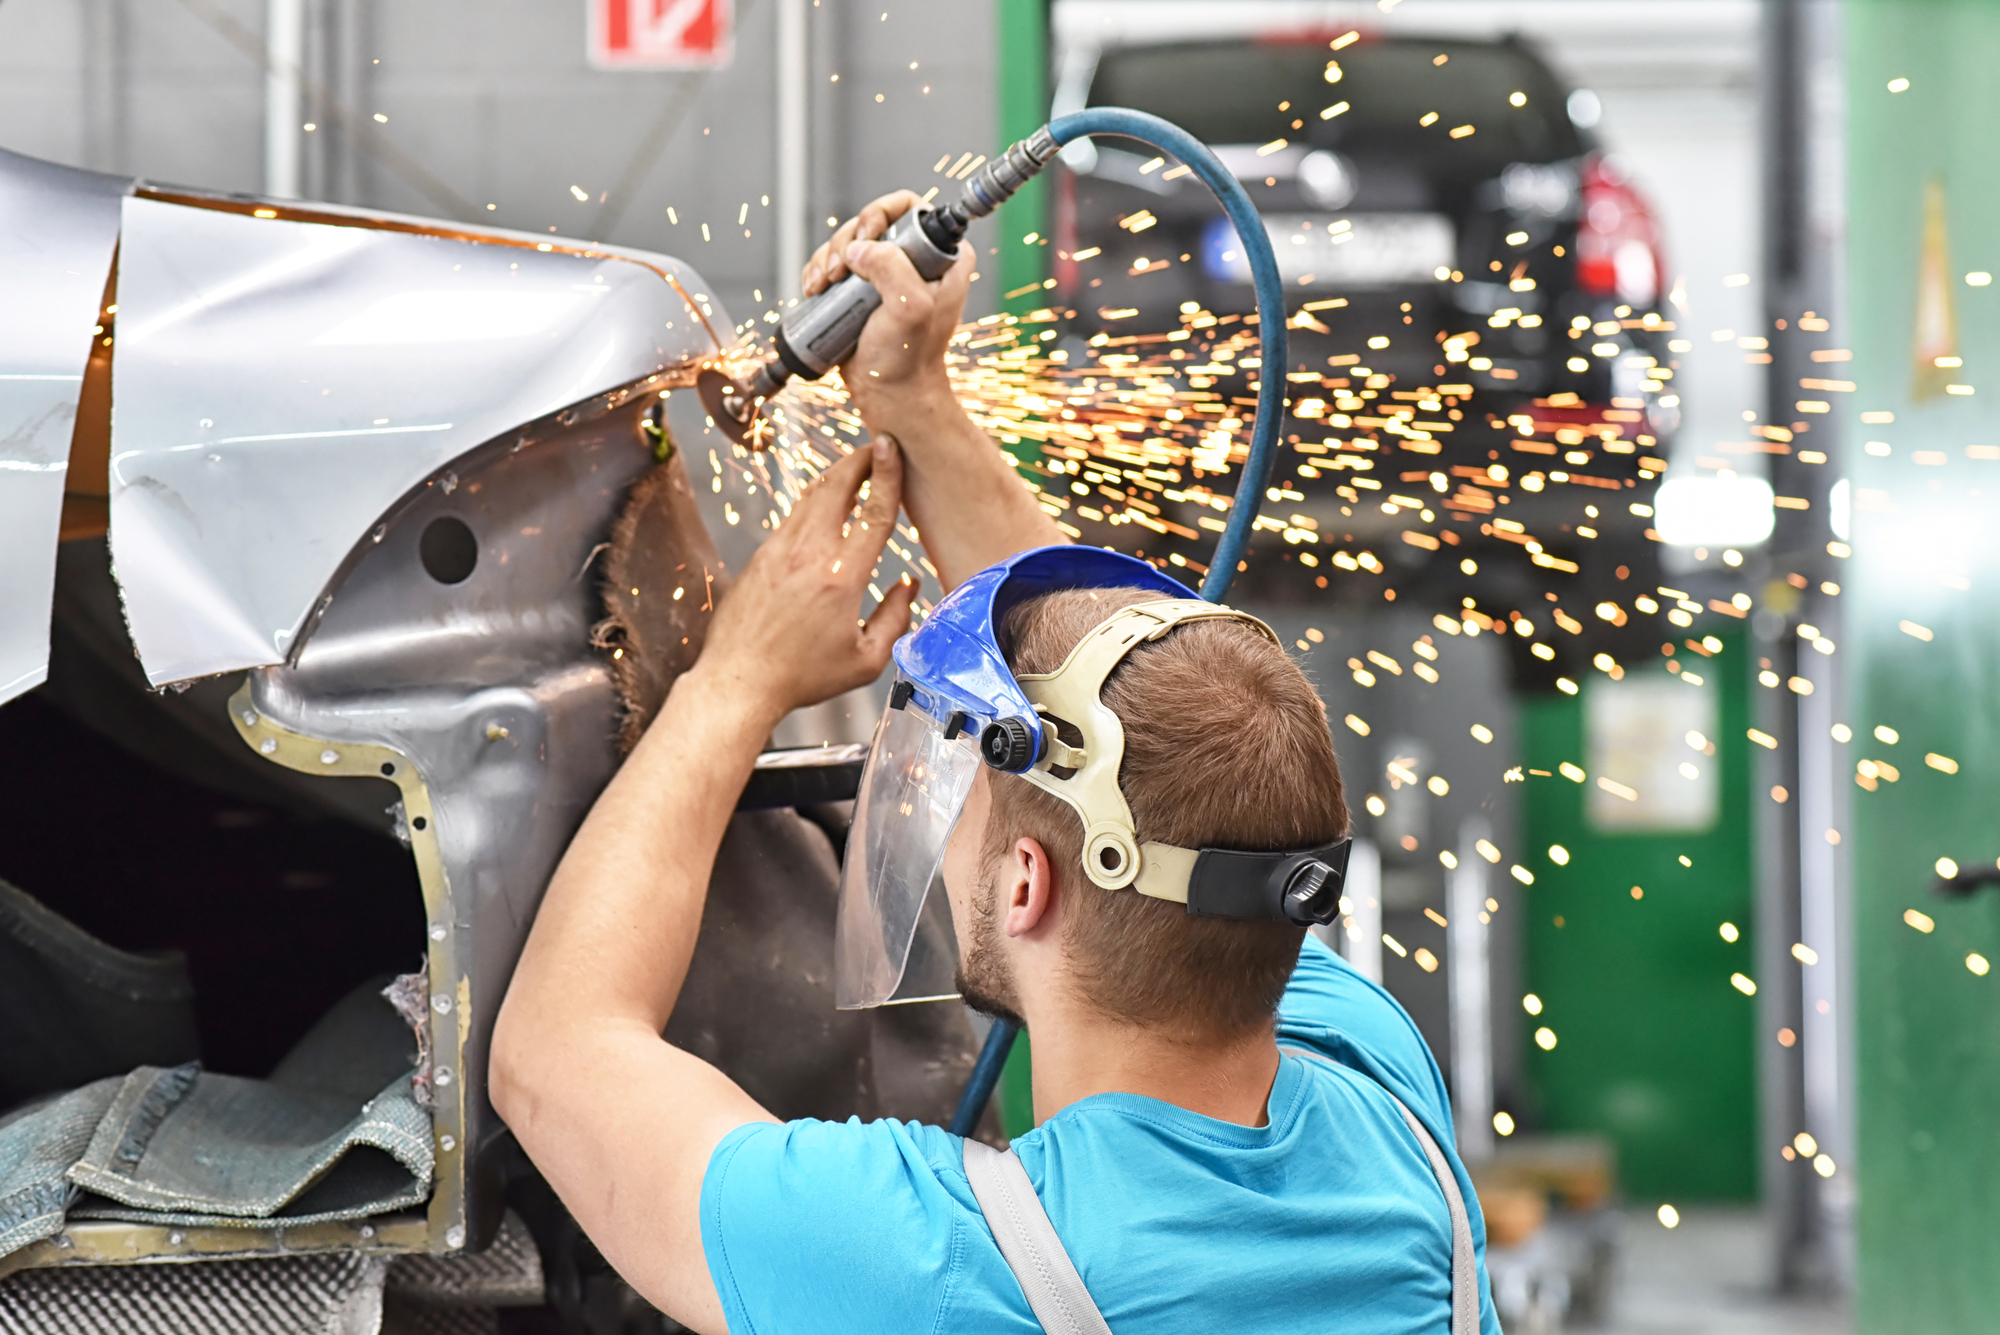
[979, 716, 1039, 772]
[1281, 858, 1341, 927]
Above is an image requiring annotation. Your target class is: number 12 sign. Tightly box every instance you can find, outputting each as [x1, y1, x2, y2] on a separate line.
[589, 0, 733, 70]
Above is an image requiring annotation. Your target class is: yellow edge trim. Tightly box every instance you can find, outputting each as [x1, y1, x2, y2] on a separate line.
[0, 1213, 429, 1279]
[223, 682, 467, 1256]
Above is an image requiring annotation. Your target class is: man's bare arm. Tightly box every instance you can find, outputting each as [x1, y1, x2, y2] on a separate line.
[801, 190, 1066, 590]
[490, 440, 919, 1333]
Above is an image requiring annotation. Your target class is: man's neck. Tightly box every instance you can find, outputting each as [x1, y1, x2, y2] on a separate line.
[1019, 997, 1281, 1129]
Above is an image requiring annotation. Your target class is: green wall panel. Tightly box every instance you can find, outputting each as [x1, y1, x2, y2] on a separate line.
[1844, 5, 2000, 1328]
[1518, 644, 1758, 1201]
[994, 0, 1050, 313]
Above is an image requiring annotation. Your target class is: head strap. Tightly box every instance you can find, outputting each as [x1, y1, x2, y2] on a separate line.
[1013, 599, 1281, 896]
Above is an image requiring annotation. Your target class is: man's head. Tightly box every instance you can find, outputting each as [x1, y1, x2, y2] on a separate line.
[940, 587, 1347, 1044]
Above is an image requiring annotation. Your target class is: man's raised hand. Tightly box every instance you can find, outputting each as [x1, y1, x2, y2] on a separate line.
[694, 436, 918, 722]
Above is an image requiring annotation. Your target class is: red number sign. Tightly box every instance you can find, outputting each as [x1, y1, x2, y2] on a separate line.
[589, 0, 733, 70]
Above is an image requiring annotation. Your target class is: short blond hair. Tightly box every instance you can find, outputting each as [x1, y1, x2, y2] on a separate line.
[982, 587, 1348, 1040]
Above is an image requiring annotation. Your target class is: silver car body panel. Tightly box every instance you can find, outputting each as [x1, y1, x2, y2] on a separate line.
[0, 149, 130, 705]
[0, 145, 749, 1261]
[108, 192, 726, 686]
[231, 379, 690, 1253]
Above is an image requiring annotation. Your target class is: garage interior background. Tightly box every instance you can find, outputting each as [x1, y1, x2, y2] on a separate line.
[2, 1, 1993, 1331]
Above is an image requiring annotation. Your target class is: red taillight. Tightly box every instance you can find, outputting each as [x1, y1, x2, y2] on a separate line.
[1575, 154, 1665, 307]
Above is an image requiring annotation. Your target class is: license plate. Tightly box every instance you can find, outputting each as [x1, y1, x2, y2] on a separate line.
[1201, 213, 1455, 287]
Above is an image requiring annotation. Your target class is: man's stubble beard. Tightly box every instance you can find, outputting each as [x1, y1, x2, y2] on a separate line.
[954, 861, 1026, 1030]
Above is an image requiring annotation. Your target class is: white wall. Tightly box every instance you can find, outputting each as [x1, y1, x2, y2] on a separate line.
[0, 0, 1007, 328]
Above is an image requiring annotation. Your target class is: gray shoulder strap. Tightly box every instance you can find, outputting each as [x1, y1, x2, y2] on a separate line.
[1283, 1047, 1478, 1335]
[962, 1138, 1114, 1335]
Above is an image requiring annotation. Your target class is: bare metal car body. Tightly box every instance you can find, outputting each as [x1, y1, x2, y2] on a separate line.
[0, 146, 953, 1320]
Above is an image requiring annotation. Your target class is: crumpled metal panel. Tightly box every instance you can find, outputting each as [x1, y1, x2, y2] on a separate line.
[0, 149, 129, 705]
[108, 194, 725, 686]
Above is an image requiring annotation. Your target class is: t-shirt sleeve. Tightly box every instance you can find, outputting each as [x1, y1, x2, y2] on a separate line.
[1275, 934, 1455, 1141]
[700, 1117, 980, 1335]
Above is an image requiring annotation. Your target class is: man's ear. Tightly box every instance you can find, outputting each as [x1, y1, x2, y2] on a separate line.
[1005, 836, 1057, 939]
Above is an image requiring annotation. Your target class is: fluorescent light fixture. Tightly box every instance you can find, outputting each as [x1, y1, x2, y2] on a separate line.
[1654, 476, 1775, 547]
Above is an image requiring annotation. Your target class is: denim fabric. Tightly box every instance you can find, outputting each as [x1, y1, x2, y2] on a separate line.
[0, 1076, 123, 1257]
[0, 879, 199, 1107]
[66, 1065, 431, 1226]
[0, 892, 432, 1256]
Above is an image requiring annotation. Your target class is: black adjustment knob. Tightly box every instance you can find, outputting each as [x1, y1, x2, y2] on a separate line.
[1281, 859, 1339, 926]
[980, 716, 1037, 772]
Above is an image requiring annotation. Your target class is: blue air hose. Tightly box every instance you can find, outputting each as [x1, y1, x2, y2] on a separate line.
[949, 110, 1290, 1140]
[1049, 108, 1290, 604]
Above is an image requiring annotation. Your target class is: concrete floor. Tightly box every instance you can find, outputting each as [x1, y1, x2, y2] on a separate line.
[1598, 1207, 1848, 1335]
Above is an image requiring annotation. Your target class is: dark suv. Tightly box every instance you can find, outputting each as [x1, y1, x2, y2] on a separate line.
[1055, 30, 1677, 434]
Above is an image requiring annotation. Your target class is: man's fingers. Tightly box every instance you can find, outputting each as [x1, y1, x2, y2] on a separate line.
[784, 444, 873, 539]
[806, 191, 924, 292]
[858, 574, 920, 666]
[841, 241, 931, 327]
[929, 249, 976, 329]
[849, 436, 904, 553]
[855, 190, 920, 241]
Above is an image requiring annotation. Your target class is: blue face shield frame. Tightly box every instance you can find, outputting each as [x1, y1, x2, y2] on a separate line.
[891, 545, 1192, 770]
[834, 546, 1350, 1010]
[832, 547, 1189, 1009]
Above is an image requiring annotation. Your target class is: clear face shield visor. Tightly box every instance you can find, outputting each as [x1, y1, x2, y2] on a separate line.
[832, 688, 981, 1009]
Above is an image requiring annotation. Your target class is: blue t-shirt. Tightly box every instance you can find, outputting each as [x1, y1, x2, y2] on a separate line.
[701, 936, 1500, 1333]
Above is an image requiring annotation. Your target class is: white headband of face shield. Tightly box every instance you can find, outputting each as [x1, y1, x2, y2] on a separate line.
[1013, 599, 1280, 900]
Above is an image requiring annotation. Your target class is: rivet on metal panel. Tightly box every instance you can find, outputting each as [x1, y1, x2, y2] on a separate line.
[359, 1224, 376, 1240]
[445, 1225, 466, 1249]
[319, 748, 340, 764]
[440, 471, 458, 494]
[372, 524, 387, 543]
[260, 737, 278, 754]
[432, 994, 452, 1014]
[429, 924, 447, 940]
[168, 1231, 184, 1245]
[439, 1134, 456, 1152]
[485, 723, 510, 741]
[240, 709, 257, 726]
[434, 1066, 454, 1086]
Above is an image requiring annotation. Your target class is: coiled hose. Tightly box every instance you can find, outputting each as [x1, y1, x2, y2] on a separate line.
[949, 107, 1289, 1137]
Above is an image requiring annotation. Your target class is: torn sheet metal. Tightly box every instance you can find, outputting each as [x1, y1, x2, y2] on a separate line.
[0, 149, 129, 706]
[108, 194, 726, 686]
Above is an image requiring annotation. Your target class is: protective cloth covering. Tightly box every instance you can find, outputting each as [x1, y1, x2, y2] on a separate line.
[833, 547, 1190, 1009]
[0, 887, 432, 1262]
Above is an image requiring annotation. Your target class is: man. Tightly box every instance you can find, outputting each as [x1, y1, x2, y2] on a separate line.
[492, 194, 1498, 1334]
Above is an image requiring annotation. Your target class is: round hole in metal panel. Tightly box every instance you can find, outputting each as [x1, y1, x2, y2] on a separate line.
[420, 516, 478, 584]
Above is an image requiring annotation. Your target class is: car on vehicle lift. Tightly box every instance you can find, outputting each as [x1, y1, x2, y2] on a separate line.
[1048, 22, 1681, 642]
[1055, 27, 1677, 426]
